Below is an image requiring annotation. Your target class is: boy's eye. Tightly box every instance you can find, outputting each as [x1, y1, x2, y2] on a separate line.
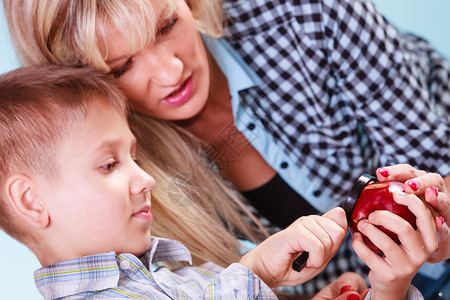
[109, 58, 134, 79]
[101, 160, 117, 172]
[159, 16, 178, 35]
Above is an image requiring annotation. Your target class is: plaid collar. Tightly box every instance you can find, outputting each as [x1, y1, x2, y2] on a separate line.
[34, 237, 191, 299]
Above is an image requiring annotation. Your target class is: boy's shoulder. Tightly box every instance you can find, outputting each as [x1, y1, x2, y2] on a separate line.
[34, 237, 195, 299]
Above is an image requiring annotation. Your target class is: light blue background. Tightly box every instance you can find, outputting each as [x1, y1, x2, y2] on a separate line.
[1, 1, 450, 299]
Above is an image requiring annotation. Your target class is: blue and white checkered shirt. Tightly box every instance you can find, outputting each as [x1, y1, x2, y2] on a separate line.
[34, 237, 276, 299]
[219, 0, 449, 212]
[203, 0, 450, 294]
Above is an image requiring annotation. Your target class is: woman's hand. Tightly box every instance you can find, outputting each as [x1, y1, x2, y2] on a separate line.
[376, 164, 450, 262]
[352, 191, 438, 300]
[311, 272, 368, 300]
[239, 207, 347, 288]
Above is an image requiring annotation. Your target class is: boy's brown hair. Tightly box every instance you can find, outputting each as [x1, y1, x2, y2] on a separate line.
[0, 65, 128, 240]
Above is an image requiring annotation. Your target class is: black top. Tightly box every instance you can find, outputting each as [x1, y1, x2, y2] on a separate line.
[241, 173, 318, 228]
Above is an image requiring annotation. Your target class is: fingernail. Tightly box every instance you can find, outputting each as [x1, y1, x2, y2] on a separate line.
[339, 285, 352, 295]
[347, 294, 360, 300]
[368, 212, 376, 222]
[436, 216, 444, 226]
[408, 180, 419, 191]
[352, 232, 361, 240]
[358, 219, 369, 230]
[378, 168, 389, 177]
[430, 186, 439, 197]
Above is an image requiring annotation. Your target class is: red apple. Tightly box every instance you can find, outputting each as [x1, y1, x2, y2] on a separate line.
[349, 181, 417, 255]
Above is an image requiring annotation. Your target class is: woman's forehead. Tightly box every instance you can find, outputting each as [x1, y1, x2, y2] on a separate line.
[92, 0, 180, 68]
[97, 0, 178, 40]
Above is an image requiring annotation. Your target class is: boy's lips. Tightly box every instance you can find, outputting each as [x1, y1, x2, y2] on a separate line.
[133, 205, 152, 221]
[161, 77, 194, 107]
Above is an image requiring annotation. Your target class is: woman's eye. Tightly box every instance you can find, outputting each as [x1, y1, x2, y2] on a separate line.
[109, 58, 134, 79]
[101, 160, 117, 172]
[159, 16, 178, 35]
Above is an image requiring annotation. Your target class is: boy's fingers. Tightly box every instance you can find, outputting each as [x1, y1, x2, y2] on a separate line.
[322, 207, 348, 231]
[306, 218, 345, 264]
[293, 226, 327, 268]
[351, 231, 387, 272]
[392, 192, 438, 254]
[315, 218, 346, 255]
[288, 215, 347, 269]
[356, 217, 409, 263]
[297, 218, 332, 254]
[365, 211, 426, 266]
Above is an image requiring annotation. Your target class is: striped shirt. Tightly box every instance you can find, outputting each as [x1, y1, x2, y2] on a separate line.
[34, 237, 277, 299]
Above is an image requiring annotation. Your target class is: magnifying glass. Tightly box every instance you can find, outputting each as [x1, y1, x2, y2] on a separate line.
[292, 174, 376, 272]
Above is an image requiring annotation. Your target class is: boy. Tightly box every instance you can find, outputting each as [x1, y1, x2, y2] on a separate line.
[0, 65, 349, 299]
[0, 65, 433, 299]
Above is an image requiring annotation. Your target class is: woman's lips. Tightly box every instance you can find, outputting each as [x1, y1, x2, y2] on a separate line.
[162, 77, 194, 107]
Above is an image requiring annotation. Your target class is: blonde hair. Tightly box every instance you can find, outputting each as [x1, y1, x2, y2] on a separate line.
[4, 0, 225, 71]
[0, 65, 127, 240]
[0, 65, 264, 266]
[3, 0, 267, 266]
[128, 113, 266, 266]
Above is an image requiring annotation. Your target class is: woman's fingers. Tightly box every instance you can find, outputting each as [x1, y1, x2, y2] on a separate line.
[376, 164, 427, 183]
[377, 165, 446, 195]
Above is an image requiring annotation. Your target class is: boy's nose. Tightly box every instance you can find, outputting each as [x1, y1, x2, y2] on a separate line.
[131, 168, 155, 195]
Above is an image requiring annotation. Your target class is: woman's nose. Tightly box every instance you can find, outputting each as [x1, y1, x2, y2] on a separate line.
[141, 46, 183, 86]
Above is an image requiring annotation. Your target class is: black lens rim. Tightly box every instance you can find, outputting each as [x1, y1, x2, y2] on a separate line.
[342, 174, 377, 224]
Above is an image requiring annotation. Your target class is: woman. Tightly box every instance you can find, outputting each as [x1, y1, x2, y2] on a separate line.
[4, 0, 449, 296]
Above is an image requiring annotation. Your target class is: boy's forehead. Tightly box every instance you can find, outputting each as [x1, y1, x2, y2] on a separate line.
[61, 96, 130, 155]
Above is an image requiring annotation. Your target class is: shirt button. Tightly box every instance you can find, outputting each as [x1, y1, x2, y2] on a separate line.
[235, 290, 248, 299]
[280, 162, 289, 169]
[313, 190, 321, 197]
[120, 260, 131, 270]
[247, 123, 256, 130]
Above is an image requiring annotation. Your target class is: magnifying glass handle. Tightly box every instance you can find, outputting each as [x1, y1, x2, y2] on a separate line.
[292, 251, 309, 272]
[291, 174, 375, 273]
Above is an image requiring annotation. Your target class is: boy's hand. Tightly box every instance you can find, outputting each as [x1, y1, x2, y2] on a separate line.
[376, 164, 450, 262]
[352, 191, 438, 300]
[239, 207, 347, 288]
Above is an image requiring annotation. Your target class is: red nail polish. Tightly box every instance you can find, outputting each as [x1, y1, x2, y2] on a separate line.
[347, 294, 360, 300]
[378, 168, 389, 177]
[347, 177, 416, 255]
[430, 186, 439, 197]
[437, 216, 444, 226]
[339, 285, 352, 295]
[408, 180, 419, 191]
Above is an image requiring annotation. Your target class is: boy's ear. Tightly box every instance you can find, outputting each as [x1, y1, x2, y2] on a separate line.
[5, 175, 50, 229]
